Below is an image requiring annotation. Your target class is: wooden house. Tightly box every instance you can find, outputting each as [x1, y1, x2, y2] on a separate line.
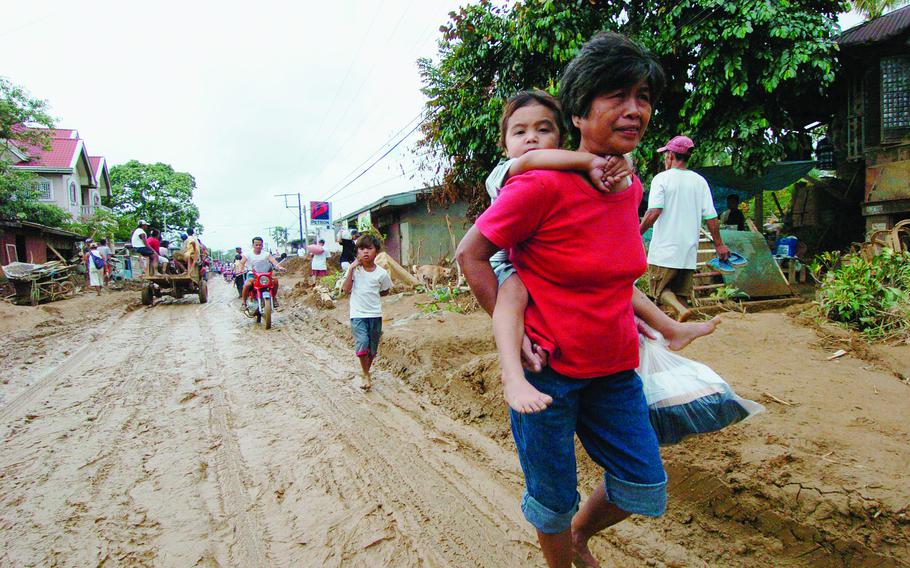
[833, 6, 910, 235]
[335, 189, 469, 266]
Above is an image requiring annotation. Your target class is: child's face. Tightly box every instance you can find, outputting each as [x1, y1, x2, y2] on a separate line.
[504, 103, 561, 158]
[358, 245, 378, 264]
[572, 78, 652, 156]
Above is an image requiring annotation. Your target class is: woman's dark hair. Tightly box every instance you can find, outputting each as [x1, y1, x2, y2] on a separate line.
[559, 32, 666, 143]
[99, 238, 107, 245]
[355, 234, 382, 251]
[499, 90, 565, 150]
[235, 254, 242, 260]
[149, 229, 159, 237]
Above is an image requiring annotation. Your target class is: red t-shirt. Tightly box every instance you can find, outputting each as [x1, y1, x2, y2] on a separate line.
[476, 170, 646, 379]
[146, 237, 160, 253]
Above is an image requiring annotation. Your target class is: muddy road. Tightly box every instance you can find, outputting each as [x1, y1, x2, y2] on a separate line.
[1, 280, 907, 567]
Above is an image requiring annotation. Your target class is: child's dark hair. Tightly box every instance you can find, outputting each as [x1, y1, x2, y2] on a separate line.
[234, 254, 242, 260]
[559, 32, 666, 143]
[355, 234, 382, 251]
[499, 90, 565, 150]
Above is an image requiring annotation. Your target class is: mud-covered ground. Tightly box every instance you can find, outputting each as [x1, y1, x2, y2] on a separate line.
[0, 277, 907, 567]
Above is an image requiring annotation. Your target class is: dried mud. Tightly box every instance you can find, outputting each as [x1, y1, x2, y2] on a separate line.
[0, 279, 907, 567]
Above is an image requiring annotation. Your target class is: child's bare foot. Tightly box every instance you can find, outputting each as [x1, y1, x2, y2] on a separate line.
[665, 316, 721, 351]
[359, 372, 372, 391]
[502, 373, 552, 413]
[571, 530, 600, 568]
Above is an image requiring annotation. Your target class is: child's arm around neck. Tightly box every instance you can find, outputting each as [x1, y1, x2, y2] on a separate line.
[507, 149, 631, 192]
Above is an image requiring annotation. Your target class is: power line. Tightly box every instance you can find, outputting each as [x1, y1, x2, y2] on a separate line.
[323, 112, 423, 195]
[334, 167, 419, 202]
[324, 121, 424, 201]
[308, 0, 419, 185]
[299, 0, 387, 174]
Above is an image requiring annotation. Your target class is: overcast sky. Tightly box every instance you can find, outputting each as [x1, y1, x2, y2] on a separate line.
[2, 2, 866, 250]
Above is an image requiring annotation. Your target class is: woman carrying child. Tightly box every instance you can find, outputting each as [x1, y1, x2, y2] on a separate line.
[457, 32, 714, 568]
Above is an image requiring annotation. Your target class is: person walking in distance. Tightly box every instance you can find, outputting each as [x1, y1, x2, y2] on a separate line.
[341, 234, 392, 391]
[639, 135, 729, 321]
[310, 239, 329, 280]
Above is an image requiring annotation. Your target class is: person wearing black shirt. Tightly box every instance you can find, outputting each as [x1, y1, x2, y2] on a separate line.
[339, 230, 359, 270]
[719, 194, 746, 231]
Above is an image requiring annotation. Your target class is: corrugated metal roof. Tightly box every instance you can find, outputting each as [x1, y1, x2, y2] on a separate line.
[839, 5, 910, 46]
[337, 188, 434, 222]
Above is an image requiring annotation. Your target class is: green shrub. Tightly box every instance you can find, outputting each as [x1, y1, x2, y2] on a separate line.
[811, 248, 910, 340]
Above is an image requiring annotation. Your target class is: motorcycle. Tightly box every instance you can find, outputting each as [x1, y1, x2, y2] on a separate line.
[244, 260, 276, 329]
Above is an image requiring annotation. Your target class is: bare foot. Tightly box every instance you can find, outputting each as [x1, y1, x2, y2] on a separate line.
[571, 530, 600, 568]
[360, 373, 372, 391]
[502, 373, 552, 414]
[665, 315, 721, 351]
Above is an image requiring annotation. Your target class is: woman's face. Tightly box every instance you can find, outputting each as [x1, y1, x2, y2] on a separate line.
[572, 78, 652, 156]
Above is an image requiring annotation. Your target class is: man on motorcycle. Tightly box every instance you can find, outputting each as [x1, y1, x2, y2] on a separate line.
[238, 236, 285, 312]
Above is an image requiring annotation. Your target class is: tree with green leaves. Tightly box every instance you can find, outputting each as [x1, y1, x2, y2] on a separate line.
[0, 78, 71, 226]
[270, 226, 290, 252]
[109, 160, 201, 234]
[851, 0, 909, 19]
[419, 0, 846, 215]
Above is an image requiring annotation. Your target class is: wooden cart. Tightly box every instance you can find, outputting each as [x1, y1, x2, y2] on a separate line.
[140, 270, 208, 306]
[2, 261, 80, 306]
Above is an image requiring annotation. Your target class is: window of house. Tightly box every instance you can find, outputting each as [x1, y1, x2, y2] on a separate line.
[846, 73, 864, 159]
[69, 181, 78, 204]
[881, 55, 910, 137]
[35, 179, 52, 201]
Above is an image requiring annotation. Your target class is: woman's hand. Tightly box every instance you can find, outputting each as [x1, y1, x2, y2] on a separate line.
[521, 334, 549, 371]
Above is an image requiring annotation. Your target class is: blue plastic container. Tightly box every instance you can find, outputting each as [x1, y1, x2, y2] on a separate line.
[775, 236, 798, 257]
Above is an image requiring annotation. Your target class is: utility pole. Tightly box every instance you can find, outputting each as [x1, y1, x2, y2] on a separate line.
[263, 226, 278, 254]
[275, 193, 308, 247]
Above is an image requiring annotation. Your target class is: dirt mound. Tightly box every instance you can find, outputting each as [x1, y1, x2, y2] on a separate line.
[280, 256, 311, 276]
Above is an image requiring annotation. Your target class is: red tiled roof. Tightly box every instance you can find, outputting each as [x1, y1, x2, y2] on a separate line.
[12, 137, 81, 169]
[839, 5, 910, 46]
[49, 128, 78, 139]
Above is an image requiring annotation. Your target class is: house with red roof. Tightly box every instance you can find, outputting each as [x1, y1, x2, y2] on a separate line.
[4, 127, 112, 220]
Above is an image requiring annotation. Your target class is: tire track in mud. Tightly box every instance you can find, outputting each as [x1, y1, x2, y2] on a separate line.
[269, 321, 543, 566]
[202, 287, 545, 566]
[0, 306, 179, 566]
[0, 308, 138, 425]
[197, 295, 270, 567]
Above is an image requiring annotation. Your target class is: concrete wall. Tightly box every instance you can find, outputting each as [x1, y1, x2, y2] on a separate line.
[398, 199, 469, 266]
[38, 173, 83, 217]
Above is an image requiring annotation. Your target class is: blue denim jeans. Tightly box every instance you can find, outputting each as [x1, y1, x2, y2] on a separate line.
[351, 317, 382, 358]
[510, 367, 667, 534]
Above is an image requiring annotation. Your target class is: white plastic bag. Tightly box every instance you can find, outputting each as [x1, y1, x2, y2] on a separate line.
[636, 334, 764, 445]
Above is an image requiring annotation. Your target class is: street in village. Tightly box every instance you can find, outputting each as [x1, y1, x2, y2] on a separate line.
[0, 275, 908, 567]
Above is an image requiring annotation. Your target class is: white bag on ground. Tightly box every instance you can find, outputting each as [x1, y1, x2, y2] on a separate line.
[636, 334, 764, 445]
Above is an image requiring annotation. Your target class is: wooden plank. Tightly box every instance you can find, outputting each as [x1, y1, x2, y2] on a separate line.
[46, 243, 67, 263]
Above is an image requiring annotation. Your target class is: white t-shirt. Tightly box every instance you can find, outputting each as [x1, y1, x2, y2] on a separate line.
[158, 246, 169, 260]
[131, 228, 147, 249]
[311, 250, 328, 271]
[348, 265, 392, 319]
[485, 159, 517, 265]
[244, 251, 271, 272]
[647, 168, 717, 270]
